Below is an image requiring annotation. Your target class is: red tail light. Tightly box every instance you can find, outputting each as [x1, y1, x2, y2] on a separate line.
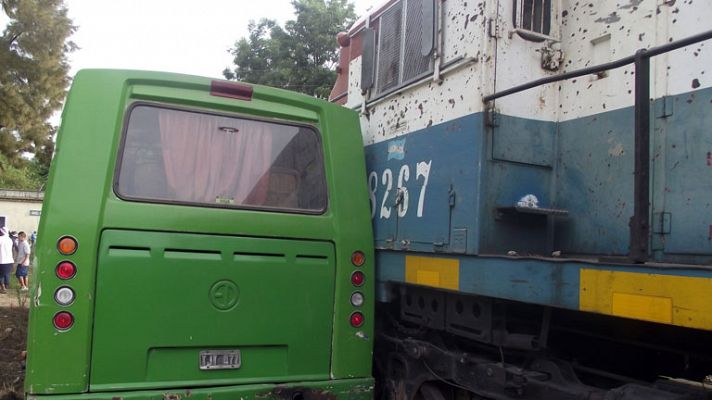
[351, 271, 365, 286]
[210, 80, 253, 101]
[53, 312, 74, 330]
[56, 261, 77, 280]
[350, 312, 364, 327]
[351, 251, 365, 267]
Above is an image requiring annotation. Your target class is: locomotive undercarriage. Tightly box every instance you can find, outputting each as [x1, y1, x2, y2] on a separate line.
[375, 283, 712, 400]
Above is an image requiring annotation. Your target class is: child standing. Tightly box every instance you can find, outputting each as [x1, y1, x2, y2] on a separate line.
[15, 231, 31, 291]
[0, 227, 14, 293]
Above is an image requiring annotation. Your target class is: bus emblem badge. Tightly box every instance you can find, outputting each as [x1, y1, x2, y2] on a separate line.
[209, 280, 239, 311]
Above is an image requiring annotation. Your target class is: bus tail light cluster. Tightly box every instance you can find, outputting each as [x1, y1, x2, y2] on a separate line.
[349, 251, 365, 328]
[57, 236, 78, 255]
[351, 251, 365, 267]
[55, 287, 75, 306]
[350, 271, 365, 286]
[53, 312, 74, 330]
[54, 236, 78, 331]
[350, 292, 364, 307]
[56, 261, 77, 280]
[350, 311, 364, 328]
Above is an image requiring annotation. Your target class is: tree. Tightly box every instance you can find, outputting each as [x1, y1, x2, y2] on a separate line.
[0, 152, 45, 189]
[224, 0, 355, 99]
[0, 0, 76, 171]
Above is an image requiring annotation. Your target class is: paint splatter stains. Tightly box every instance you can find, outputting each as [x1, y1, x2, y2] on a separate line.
[620, 0, 644, 9]
[692, 78, 701, 89]
[707, 151, 712, 166]
[595, 12, 621, 23]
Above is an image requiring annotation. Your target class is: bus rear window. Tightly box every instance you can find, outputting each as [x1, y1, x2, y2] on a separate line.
[116, 105, 327, 213]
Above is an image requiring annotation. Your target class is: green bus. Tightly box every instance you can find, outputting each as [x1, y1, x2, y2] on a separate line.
[25, 70, 374, 400]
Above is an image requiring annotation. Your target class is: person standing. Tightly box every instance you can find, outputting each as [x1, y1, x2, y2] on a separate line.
[0, 227, 14, 294]
[9, 231, 19, 259]
[15, 231, 31, 291]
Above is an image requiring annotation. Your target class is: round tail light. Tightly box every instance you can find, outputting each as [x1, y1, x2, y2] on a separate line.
[351, 251, 365, 267]
[351, 271, 365, 287]
[350, 312, 364, 328]
[55, 287, 75, 306]
[56, 261, 77, 280]
[53, 312, 74, 330]
[57, 236, 78, 255]
[350, 292, 364, 307]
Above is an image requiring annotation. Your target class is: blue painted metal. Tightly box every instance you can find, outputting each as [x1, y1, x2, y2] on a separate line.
[364, 113, 485, 254]
[480, 141, 556, 255]
[556, 106, 634, 256]
[375, 251, 406, 301]
[366, 86, 712, 308]
[365, 112, 560, 257]
[555, 86, 712, 263]
[656, 88, 712, 258]
[492, 114, 556, 167]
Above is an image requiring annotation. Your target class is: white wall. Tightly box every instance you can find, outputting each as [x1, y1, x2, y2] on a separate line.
[0, 199, 43, 235]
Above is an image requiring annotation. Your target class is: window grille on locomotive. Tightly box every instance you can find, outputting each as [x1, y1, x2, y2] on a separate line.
[513, 0, 552, 36]
[371, 0, 436, 96]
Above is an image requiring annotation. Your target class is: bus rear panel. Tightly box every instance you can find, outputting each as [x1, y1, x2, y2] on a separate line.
[26, 70, 374, 400]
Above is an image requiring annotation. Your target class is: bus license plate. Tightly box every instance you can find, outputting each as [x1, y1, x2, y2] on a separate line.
[199, 350, 241, 370]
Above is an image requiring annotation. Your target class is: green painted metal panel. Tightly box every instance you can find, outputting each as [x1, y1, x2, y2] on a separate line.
[90, 230, 335, 389]
[26, 378, 374, 400]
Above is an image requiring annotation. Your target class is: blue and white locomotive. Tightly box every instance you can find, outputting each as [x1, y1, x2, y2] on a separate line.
[331, 0, 712, 398]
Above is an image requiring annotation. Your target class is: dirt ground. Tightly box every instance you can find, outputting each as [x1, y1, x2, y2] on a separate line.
[0, 290, 29, 400]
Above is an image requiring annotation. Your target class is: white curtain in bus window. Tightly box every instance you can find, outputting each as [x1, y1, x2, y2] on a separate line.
[158, 110, 272, 205]
[117, 106, 327, 212]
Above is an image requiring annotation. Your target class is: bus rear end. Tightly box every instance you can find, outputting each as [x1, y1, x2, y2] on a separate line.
[25, 70, 373, 400]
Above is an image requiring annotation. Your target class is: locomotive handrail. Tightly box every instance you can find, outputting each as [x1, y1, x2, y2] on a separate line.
[482, 29, 712, 103]
[483, 29, 712, 264]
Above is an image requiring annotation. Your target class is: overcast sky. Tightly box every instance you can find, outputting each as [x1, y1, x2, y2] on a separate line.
[63, 0, 379, 79]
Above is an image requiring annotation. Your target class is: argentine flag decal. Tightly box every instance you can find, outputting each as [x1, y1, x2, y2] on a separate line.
[387, 138, 406, 160]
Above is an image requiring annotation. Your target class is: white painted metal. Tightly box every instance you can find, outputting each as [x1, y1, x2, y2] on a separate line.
[557, 0, 712, 121]
[340, 0, 712, 141]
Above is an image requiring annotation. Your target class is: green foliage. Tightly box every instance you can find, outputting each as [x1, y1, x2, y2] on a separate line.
[0, 152, 46, 189]
[0, 0, 76, 168]
[224, 0, 355, 99]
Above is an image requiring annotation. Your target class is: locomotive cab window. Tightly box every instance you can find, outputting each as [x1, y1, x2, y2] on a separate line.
[115, 105, 327, 213]
[368, 0, 436, 96]
[514, 0, 552, 36]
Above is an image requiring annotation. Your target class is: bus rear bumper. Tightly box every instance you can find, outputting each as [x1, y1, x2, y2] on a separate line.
[26, 378, 374, 400]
